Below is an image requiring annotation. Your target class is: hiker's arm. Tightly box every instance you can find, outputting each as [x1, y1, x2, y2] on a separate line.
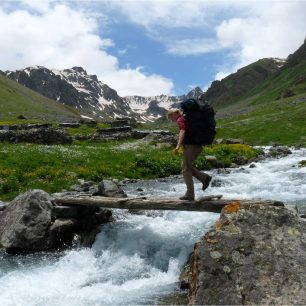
[175, 129, 185, 154]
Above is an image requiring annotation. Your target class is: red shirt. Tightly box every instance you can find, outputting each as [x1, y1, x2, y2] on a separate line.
[176, 115, 191, 133]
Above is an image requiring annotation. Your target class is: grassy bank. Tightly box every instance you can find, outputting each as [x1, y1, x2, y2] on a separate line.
[0, 141, 261, 201]
[216, 93, 306, 146]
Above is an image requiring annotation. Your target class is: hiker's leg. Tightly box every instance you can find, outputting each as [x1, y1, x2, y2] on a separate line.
[188, 145, 212, 190]
[182, 145, 195, 198]
[188, 145, 204, 180]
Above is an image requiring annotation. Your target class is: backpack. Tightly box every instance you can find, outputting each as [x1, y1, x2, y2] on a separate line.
[180, 98, 216, 145]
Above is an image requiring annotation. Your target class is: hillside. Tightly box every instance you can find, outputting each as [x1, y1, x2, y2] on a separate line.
[201, 58, 283, 110]
[204, 39, 306, 114]
[0, 73, 81, 122]
[247, 38, 306, 104]
[216, 39, 306, 146]
[216, 94, 306, 146]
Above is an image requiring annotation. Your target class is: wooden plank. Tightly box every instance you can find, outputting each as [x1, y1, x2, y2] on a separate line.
[53, 195, 284, 213]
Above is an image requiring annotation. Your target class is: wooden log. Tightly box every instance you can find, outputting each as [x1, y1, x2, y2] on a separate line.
[53, 195, 284, 213]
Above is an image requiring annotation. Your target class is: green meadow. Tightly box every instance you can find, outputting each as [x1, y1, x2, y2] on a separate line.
[216, 93, 306, 146]
[0, 141, 261, 201]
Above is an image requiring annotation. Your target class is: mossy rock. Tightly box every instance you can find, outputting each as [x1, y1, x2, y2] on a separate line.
[298, 160, 306, 167]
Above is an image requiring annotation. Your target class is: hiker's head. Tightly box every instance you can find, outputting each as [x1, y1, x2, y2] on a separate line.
[167, 108, 181, 121]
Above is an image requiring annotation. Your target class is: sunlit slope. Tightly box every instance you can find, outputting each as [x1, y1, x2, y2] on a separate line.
[215, 40, 306, 145]
[217, 92, 306, 146]
[0, 73, 81, 122]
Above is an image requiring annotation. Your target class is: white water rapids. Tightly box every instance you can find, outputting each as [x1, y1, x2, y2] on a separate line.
[0, 148, 305, 305]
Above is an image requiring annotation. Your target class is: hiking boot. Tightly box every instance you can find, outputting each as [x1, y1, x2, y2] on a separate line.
[179, 195, 195, 201]
[201, 174, 212, 191]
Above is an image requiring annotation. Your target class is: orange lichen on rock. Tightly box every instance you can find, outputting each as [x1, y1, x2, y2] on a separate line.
[214, 218, 229, 230]
[204, 236, 220, 244]
[214, 220, 223, 230]
[223, 201, 241, 214]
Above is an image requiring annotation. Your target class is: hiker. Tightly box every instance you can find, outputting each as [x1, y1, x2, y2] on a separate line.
[167, 108, 212, 201]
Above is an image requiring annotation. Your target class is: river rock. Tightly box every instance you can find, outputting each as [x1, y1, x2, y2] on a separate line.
[298, 160, 306, 167]
[0, 189, 113, 253]
[0, 190, 54, 253]
[94, 180, 127, 198]
[205, 155, 225, 168]
[268, 145, 292, 157]
[186, 204, 306, 305]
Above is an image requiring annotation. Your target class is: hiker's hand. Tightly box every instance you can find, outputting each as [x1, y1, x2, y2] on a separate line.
[174, 147, 180, 155]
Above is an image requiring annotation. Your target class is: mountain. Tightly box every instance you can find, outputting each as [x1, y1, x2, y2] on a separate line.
[0, 73, 81, 122]
[5, 66, 135, 121]
[123, 87, 204, 118]
[123, 94, 181, 118]
[5, 65, 206, 121]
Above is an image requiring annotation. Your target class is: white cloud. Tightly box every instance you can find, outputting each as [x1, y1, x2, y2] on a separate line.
[108, 0, 211, 29]
[215, 1, 306, 79]
[18, 0, 53, 12]
[166, 38, 223, 56]
[105, 68, 174, 97]
[109, 0, 306, 81]
[0, 2, 174, 96]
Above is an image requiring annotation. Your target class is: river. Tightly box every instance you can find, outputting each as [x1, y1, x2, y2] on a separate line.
[0, 148, 305, 305]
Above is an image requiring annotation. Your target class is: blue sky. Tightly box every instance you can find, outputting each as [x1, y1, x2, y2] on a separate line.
[0, 0, 305, 97]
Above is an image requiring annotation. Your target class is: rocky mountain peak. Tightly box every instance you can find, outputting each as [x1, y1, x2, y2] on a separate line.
[186, 86, 204, 99]
[6, 66, 134, 120]
[69, 66, 87, 74]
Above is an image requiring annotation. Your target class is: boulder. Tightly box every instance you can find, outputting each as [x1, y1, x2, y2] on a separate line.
[0, 190, 54, 253]
[268, 145, 292, 157]
[0, 189, 113, 253]
[298, 160, 306, 167]
[205, 155, 225, 168]
[49, 218, 80, 245]
[186, 204, 306, 305]
[95, 180, 127, 198]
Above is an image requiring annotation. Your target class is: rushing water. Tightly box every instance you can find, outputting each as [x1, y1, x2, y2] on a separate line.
[0, 148, 305, 306]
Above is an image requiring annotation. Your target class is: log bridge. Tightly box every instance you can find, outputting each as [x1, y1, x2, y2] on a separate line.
[54, 195, 284, 213]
